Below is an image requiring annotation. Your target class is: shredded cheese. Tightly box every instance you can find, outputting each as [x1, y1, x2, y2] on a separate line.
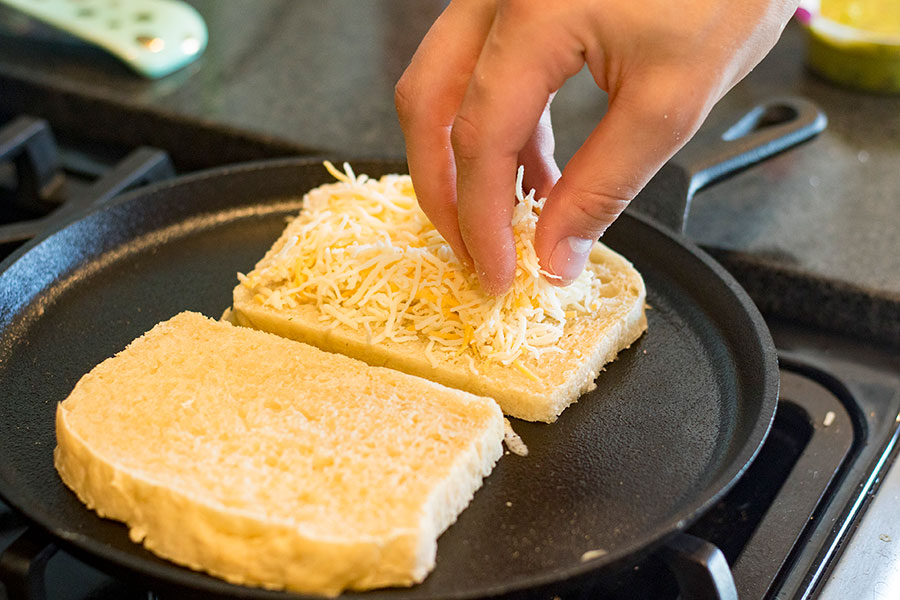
[238, 162, 610, 367]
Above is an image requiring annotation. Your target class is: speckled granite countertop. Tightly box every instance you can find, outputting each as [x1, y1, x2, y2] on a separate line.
[0, 1, 897, 345]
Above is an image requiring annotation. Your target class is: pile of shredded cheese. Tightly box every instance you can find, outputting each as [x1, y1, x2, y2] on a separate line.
[238, 162, 610, 375]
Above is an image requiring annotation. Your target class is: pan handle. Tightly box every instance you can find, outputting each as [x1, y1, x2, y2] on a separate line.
[659, 532, 738, 600]
[677, 96, 827, 200]
[630, 97, 827, 234]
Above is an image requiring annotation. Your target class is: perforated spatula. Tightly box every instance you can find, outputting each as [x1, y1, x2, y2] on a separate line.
[0, 0, 207, 78]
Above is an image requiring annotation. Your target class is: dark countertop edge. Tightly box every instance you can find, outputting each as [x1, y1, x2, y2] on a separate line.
[0, 72, 326, 170]
[706, 247, 900, 351]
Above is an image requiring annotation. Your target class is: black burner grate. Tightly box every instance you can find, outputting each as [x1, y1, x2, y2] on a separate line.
[0, 116, 174, 259]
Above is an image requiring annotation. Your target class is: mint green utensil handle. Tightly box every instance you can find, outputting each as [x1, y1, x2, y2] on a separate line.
[2, 0, 208, 78]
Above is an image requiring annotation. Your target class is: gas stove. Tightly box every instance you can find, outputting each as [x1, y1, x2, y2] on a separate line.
[0, 115, 898, 600]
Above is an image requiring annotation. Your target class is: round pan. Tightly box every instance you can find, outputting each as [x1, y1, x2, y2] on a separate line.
[0, 158, 778, 599]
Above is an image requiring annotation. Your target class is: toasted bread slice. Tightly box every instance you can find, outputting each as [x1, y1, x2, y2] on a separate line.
[233, 242, 647, 423]
[55, 311, 504, 596]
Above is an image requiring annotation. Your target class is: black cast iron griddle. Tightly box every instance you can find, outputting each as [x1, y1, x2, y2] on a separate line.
[0, 97, 824, 599]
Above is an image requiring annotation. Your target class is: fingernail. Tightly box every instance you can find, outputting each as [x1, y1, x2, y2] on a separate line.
[549, 236, 593, 283]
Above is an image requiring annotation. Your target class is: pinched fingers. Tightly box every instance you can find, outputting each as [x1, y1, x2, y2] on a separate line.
[534, 74, 713, 285]
[451, 5, 584, 294]
[394, 0, 497, 267]
[517, 97, 562, 203]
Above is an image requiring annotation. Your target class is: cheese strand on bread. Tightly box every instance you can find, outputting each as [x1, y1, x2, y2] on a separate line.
[238, 163, 612, 367]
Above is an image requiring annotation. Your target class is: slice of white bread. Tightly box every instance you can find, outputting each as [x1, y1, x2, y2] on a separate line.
[233, 242, 647, 423]
[54, 311, 504, 596]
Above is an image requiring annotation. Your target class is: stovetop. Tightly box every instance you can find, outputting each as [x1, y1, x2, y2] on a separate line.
[0, 114, 898, 600]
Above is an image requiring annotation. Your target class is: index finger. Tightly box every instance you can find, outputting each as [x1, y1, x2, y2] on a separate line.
[451, 8, 584, 294]
[395, 0, 497, 268]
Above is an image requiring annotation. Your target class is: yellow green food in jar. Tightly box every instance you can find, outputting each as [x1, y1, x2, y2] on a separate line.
[808, 0, 900, 93]
[820, 0, 900, 36]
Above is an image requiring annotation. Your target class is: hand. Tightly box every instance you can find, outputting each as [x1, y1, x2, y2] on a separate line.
[395, 0, 798, 294]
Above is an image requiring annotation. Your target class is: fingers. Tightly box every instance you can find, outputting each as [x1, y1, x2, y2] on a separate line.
[399, 0, 797, 294]
[395, 0, 497, 267]
[534, 73, 710, 285]
[518, 97, 562, 201]
[452, 8, 583, 294]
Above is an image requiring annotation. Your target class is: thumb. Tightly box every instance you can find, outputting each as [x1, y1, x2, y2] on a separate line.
[534, 79, 709, 285]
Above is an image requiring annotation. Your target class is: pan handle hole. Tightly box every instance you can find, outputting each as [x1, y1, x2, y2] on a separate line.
[721, 104, 800, 141]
